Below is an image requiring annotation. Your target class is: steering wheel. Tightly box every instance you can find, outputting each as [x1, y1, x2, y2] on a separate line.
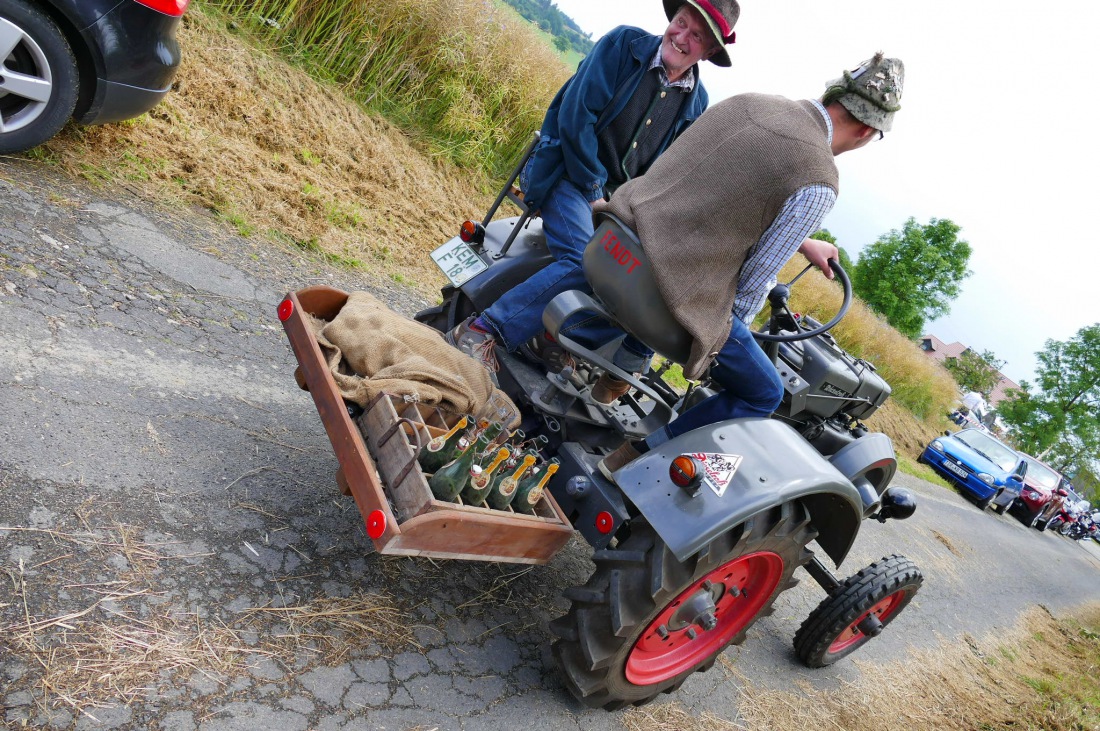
[752, 258, 852, 343]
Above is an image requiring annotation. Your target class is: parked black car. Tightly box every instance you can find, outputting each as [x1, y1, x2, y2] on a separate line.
[0, 0, 188, 153]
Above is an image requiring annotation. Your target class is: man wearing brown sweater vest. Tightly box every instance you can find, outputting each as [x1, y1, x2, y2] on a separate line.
[599, 52, 905, 479]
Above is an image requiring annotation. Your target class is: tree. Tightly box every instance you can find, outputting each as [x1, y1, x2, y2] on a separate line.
[998, 323, 1100, 475]
[944, 348, 1005, 398]
[852, 218, 972, 338]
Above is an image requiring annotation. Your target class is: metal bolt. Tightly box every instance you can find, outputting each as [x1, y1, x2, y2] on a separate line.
[759, 475, 767, 482]
[729, 586, 740, 597]
[701, 580, 713, 592]
[656, 625, 669, 639]
[686, 628, 697, 640]
[699, 611, 718, 631]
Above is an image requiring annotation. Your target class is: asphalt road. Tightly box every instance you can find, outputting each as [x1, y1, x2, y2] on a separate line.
[2, 159, 1099, 731]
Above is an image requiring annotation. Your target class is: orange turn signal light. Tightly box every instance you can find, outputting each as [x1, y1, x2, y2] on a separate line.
[669, 455, 700, 489]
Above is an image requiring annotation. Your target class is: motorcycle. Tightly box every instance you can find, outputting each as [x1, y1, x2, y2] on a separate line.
[411, 136, 924, 709]
[1049, 501, 1096, 540]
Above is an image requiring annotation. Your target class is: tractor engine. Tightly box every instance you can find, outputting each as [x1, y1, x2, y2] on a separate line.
[772, 314, 891, 456]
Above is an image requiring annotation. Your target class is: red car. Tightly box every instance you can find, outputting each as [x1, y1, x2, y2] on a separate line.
[1010, 454, 1064, 527]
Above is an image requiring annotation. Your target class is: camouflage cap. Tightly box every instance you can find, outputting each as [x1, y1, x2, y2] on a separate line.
[822, 52, 904, 132]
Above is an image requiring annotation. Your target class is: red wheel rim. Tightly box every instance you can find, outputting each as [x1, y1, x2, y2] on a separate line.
[828, 589, 906, 654]
[625, 551, 784, 685]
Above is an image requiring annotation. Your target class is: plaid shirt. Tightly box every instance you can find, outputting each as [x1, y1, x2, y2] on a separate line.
[733, 100, 837, 322]
[649, 49, 696, 90]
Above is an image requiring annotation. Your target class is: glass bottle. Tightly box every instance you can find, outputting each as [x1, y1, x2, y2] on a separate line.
[417, 416, 469, 474]
[513, 458, 559, 514]
[428, 442, 480, 502]
[461, 447, 510, 505]
[487, 452, 538, 511]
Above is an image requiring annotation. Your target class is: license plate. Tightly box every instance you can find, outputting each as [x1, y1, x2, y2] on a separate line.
[944, 460, 968, 479]
[431, 239, 488, 288]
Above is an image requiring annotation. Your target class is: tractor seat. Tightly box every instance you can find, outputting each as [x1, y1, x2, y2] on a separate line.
[582, 213, 693, 365]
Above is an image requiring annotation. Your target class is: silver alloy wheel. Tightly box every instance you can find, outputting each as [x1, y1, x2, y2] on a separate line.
[0, 15, 55, 133]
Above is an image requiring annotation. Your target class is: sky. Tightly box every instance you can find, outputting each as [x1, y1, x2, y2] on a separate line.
[547, 0, 1099, 387]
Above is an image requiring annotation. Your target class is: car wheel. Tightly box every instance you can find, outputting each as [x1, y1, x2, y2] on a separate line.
[976, 493, 994, 511]
[1027, 510, 1041, 529]
[0, 0, 79, 154]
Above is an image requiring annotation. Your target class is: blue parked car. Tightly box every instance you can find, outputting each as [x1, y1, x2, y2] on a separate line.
[919, 428, 1027, 511]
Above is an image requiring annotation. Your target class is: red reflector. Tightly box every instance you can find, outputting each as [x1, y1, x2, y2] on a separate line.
[595, 511, 614, 535]
[670, 455, 698, 488]
[366, 510, 387, 540]
[460, 221, 477, 243]
[277, 299, 294, 321]
[133, 0, 190, 17]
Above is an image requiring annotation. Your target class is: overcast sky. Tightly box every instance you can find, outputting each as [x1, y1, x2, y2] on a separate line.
[548, 0, 1098, 387]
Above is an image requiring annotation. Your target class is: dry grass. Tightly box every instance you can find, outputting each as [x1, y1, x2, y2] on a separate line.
[240, 592, 413, 663]
[30, 7, 504, 294]
[0, 504, 411, 717]
[622, 604, 1100, 731]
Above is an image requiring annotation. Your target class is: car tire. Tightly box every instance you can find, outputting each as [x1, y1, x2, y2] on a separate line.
[976, 494, 993, 511]
[0, 0, 79, 154]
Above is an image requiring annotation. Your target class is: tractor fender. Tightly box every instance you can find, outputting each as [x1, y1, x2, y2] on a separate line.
[613, 417, 864, 567]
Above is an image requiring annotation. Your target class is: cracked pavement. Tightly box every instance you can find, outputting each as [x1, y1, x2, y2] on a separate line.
[2, 159, 1099, 730]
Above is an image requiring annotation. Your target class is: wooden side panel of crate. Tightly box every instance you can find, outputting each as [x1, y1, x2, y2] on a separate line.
[279, 288, 402, 549]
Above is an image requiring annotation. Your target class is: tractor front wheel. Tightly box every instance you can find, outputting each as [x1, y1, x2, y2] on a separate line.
[551, 502, 815, 710]
[794, 554, 922, 668]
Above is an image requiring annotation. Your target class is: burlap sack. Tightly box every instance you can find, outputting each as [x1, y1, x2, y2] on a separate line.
[308, 291, 520, 428]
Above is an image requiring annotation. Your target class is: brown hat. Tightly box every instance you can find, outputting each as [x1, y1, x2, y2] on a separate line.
[663, 0, 740, 67]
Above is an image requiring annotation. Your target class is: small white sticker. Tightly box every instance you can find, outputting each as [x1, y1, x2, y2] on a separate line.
[690, 453, 744, 497]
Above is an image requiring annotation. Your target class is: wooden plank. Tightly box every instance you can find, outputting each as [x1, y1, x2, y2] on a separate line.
[279, 289, 400, 549]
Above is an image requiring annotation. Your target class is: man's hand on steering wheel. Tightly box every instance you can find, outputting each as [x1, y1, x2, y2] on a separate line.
[798, 237, 840, 280]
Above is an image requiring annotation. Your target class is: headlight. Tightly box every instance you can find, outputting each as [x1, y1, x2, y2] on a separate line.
[930, 440, 944, 452]
[978, 473, 994, 485]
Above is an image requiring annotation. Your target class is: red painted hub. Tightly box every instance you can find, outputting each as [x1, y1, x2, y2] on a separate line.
[625, 551, 784, 685]
[828, 589, 906, 653]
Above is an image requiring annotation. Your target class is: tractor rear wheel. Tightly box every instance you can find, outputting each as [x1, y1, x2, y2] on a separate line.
[551, 502, 815, 710]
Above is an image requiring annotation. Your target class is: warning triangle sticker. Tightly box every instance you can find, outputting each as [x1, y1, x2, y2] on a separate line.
[690, 452, 744, 497]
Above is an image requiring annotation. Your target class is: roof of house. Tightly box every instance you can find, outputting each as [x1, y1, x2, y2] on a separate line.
[921, 334, 1021, 407]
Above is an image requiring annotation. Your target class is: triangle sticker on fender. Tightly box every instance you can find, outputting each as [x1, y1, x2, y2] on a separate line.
[691, 453, 744, 498]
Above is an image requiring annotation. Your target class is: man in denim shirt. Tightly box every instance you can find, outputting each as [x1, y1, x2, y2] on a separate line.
[448, 1, 740, 379]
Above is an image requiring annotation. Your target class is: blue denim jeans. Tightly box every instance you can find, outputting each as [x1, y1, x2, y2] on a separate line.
[644, 315, 783, 449]
[482, 176, 594, 352]
[482, 174, 651, 371]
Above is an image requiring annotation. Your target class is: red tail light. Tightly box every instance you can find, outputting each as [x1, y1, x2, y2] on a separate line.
[133, 0, 191, 17]
[459, 220, 485, 245]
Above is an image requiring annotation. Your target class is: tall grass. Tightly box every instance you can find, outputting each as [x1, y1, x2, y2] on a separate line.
[203, 0, 571, 176]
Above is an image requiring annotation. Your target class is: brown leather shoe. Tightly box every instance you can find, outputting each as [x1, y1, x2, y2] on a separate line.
[598, 440, 641, 482]
[446, 316, 498, 372]
[522, 332, 575, 374]
[591, 373, 631, 405]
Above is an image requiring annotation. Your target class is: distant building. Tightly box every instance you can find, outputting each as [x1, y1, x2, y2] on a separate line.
[920, 334, 1021, 407]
